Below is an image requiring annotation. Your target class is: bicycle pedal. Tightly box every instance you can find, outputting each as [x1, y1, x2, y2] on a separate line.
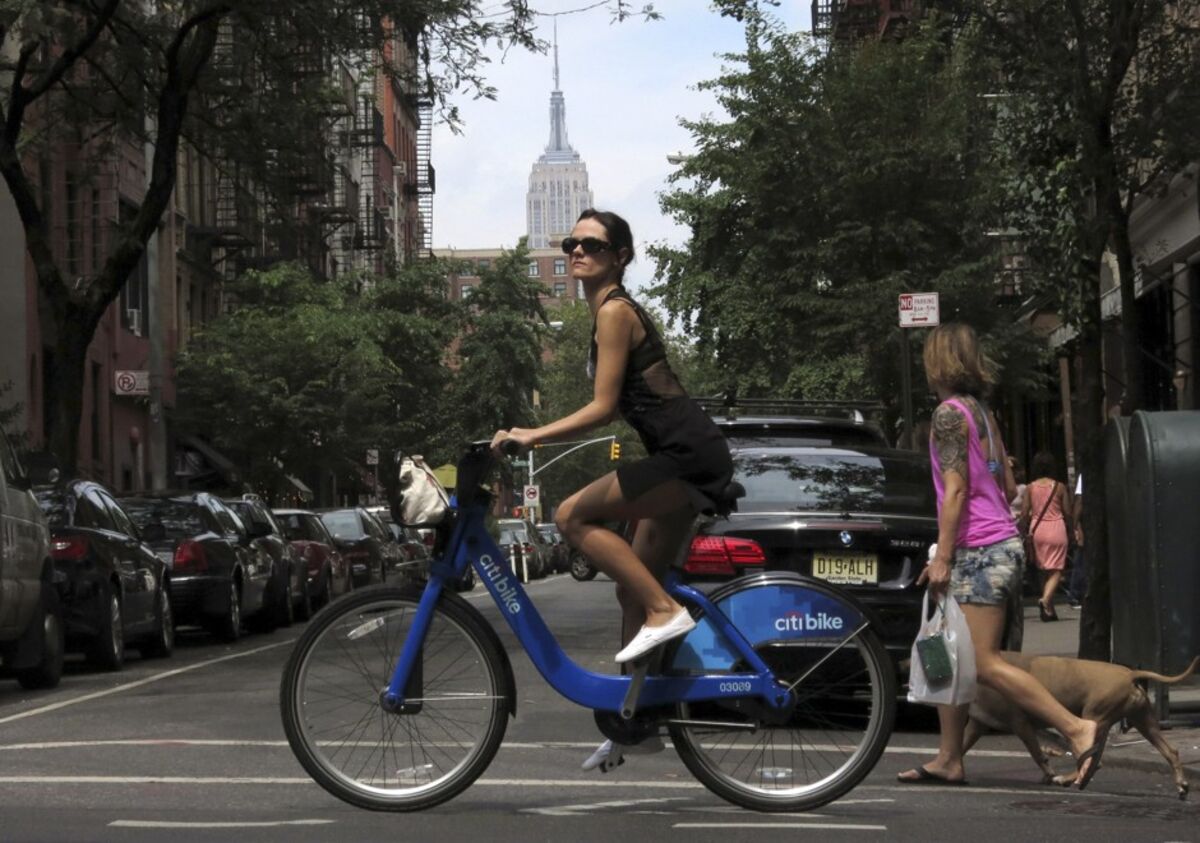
[599, 753, 626, 773]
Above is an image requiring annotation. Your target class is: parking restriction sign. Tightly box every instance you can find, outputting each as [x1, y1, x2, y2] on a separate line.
[898, 292, 939, 328]
[524, 485, 540, 506]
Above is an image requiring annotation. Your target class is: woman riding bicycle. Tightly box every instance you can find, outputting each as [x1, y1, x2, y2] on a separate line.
[491, 208, 733, 771]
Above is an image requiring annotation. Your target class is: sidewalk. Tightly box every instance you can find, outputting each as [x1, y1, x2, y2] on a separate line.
[1020, 600, 1200, 789]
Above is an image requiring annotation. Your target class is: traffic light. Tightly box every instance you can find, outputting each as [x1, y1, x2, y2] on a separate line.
[609, 440, 621, 461]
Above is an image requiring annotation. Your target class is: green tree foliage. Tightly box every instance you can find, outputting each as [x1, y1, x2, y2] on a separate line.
[649, 15, 1046, 422]
[0, 0, 654, 475]
[451, 241, 548, 444]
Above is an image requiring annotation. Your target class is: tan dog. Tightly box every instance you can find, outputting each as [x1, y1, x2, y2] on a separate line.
[963, 652, 1198, 799]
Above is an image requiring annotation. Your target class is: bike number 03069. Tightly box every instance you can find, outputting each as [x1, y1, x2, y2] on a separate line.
[719, 680, 753, 694]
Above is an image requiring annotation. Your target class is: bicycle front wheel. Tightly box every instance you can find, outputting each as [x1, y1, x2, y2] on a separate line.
[280, 585, 512, 811]
[667, 574, 897, 812]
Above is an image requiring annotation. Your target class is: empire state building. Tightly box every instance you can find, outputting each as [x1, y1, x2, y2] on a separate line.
[526, 38, 593, 249]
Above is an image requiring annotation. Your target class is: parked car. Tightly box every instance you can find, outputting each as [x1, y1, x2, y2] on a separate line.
[684, 414, 938, 675]
[0, 434, 62, 689]
[495, 518, 550, 582]
[119, 492, 275, 640]
[536, 523, 571, 574]
[35, 480, 173, 669]
[317, 508, 401, 587]
[226, 497, 309, 624]
[272, 508, 352, 608]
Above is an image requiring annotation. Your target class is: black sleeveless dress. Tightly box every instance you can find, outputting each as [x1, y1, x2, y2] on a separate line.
[589, 287, 733, 514]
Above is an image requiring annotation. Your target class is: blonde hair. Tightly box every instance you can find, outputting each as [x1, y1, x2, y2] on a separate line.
[922, 322, 996, 397]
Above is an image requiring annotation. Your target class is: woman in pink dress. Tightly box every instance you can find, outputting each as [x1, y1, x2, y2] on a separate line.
[1021, 451, 1072, 621]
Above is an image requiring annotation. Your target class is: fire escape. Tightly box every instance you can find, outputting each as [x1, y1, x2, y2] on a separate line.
[812, 0, 922, 41]
[415, 96, 435, 257]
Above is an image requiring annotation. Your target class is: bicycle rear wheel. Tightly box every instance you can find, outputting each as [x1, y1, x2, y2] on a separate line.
[666, 574, 896, 812]
[280, 585, 512, 811]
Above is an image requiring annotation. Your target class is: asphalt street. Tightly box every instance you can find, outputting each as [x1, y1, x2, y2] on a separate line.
[0, 573, 1196, 842]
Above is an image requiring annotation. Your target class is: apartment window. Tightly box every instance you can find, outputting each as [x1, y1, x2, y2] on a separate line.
[527, 261, 540, 277]
[477, 258, 490, 271]
[460, 283, 474, 299]
[553, 258, 567, 276]
[553, 281, 567, 298]
[118, 204, 149, 337]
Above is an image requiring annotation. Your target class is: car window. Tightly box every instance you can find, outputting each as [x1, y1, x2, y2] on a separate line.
[122, 499, 209, 539]
[276, 513, 310, 541]
[724, 431, 886, 449]
[209, 500, 242, 535]
[230, 501, 271, 533]
[0, 431, 25, 487]
[82, 489, 116, 530]
[308, 516, 334, 544]
[321, 511, 365, 539]
[730, 448, 935, 517]
[362, 512, 388, 541]
[34, 488, 72, 527]
[99, 491, 138, 538]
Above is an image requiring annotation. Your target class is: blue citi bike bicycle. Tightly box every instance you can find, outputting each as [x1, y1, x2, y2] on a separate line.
[280, 441, 896, 813]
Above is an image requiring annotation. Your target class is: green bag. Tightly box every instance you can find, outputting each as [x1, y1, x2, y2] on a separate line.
[916, 632, 954, 686]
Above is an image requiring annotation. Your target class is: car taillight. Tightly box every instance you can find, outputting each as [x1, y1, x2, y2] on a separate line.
[683, 535, 765, 576]
[344, 549, 369, 561]
[522, 543, 534, 554]
[51, 536, 89, 561]
[174, 539, 208, 573]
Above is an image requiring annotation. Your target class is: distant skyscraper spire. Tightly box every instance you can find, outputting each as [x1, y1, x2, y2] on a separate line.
[527, 21, 594, 249]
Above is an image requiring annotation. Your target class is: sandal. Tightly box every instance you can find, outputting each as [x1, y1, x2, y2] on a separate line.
[896, 766, 969, 786]
[1075, 728, 1109, 790]
[1038, 600, 1054, 622]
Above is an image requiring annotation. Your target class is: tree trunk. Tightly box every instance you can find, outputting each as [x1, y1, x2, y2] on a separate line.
[45, 303, 98, 478]
[1108, 192, 1144, 414]
[1075, 270, 1111, 662]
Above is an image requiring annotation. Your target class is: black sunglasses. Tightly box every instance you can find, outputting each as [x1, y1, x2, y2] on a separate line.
[561, 237, 615, 256]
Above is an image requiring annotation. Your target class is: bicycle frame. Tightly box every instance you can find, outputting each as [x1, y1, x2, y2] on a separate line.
[382, 497, 794, 716]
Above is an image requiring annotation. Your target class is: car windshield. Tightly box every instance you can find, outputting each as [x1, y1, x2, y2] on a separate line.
[320, 511, 364, 539]
[121, 499, 207, 539]
[731, 448, 934, 517]
[498, 524, 528, 545]
[34, 489, 71, 526]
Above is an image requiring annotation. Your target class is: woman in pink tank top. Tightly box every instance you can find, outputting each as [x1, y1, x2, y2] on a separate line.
[896, 323, 1107, 790]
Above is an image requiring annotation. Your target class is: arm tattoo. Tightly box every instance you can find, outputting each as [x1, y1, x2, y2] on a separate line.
[932, 403, 968, 479]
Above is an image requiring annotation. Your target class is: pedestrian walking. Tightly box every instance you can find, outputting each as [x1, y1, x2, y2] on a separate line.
[1021, 451, 1073, 622]
[896, 322, 1106, 789]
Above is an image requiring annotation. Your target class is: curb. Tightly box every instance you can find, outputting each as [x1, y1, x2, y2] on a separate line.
[1100, 750, 1200, 789]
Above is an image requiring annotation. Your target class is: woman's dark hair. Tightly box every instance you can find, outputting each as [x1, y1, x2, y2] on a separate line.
[1031, 450, 1058, 480]
[577, 208, 635, 280]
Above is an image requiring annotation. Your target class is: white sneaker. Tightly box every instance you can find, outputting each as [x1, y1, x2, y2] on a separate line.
[614, 608, 697, 663]
[581, 736, 665, 773]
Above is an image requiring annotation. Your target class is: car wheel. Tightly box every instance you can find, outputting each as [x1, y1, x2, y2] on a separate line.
[295, 575, 313, 622]
[143, 587, 174, 659]
[570, 553, 598, 582]
[212, 580, 242, 641]
[87, 583, 125, 671]
[16, 592, 65, 690]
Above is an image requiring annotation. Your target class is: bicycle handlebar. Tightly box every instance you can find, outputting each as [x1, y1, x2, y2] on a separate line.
[499, 438, 522, 457]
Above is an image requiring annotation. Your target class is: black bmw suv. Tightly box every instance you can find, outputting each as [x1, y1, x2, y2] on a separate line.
[684, 401, 937, 675]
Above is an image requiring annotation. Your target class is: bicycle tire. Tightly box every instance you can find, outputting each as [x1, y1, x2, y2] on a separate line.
[280, 584, 513, 811]
[666, 574, 896, 812]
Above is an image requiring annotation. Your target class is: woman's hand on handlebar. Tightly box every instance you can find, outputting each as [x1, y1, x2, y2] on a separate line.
[491, 427, 536, 458]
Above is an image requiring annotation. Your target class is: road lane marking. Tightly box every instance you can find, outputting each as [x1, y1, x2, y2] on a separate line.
[674, 822, 886, 831]
[0, 638, 298, 726]
[110, 820, 335, 829]
[524, 796, 691, 816]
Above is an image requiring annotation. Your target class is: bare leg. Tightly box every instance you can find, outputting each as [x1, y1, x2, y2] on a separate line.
[556, 473, 694, 629]
[616, 510, 696, 645]
[959, 604, 1101, 781]
[1041, 571, 1063, 614]
[898, 704, 967, 782]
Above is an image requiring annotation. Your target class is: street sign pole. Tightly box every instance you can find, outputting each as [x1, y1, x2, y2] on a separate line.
[900, 335, 915, 450]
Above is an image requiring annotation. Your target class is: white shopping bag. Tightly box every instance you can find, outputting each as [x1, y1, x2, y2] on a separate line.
[398, 455, 450, 525]
[907, 591, 977, 706]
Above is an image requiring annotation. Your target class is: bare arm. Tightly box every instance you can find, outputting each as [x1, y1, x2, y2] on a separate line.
[919, 403, 969, 594]
[491, 301, 632, 451]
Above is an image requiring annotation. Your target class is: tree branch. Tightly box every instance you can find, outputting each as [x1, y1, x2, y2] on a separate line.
[21, 0, 121, 103]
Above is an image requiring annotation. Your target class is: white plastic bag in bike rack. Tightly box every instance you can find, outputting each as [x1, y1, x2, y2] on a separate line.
[398, 455, 450, 525]
[907, 591, 977, 706]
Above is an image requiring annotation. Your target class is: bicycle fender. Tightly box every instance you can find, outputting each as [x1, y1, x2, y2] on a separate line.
[437, 587, 518, 718]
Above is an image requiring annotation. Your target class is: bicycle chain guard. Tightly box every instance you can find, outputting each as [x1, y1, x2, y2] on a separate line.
[594, 708, 661, 745]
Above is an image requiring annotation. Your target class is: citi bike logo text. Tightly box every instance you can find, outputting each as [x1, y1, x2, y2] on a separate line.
[775, 609, 843, 632]
[479, 553, 521, 614]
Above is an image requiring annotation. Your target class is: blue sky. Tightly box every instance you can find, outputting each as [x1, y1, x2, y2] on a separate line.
[432, 1, 810, 293]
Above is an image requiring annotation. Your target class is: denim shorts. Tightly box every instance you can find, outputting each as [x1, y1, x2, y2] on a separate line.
[949, 536, 1024, 607]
